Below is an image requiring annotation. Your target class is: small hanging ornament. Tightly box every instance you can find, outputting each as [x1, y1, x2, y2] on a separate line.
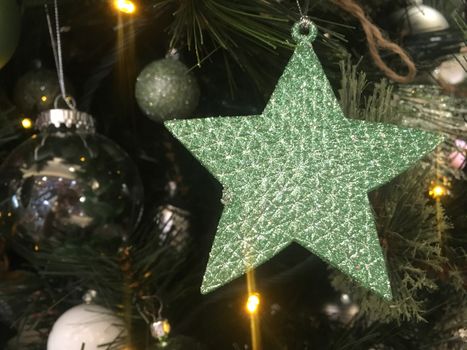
[0, 0, 20, 70]
[137, 295, 205, 350]
[47, 291, 128, 350]
[391, 0, 449, 36]
[150, 181, 191, 255]
[152, 132, 193, 254]
[154, 204, 191, 254]
[13, 68, 74, 115]
[135, 51, 200, 122]
[0, 108, 144, 248]
[150, 317, 171, 342]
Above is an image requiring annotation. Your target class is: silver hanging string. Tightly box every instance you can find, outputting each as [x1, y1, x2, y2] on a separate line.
[295, 0, 311, 18]
[44, 0, 76, 110]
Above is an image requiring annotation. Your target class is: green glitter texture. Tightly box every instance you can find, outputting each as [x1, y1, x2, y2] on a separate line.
[165, 21, 442, 299]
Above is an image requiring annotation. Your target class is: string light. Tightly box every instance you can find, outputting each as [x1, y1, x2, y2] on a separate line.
[429, 185, 446, 199]
[114, 0, 136, 14]
[41, 95, 48, 102]
[21, 118, 33, 129]
[429, 177, 450, 200]
[246, 293, 261, 315]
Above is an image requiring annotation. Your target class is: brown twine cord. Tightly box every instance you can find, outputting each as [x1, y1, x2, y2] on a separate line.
[332, 0, 417, 83]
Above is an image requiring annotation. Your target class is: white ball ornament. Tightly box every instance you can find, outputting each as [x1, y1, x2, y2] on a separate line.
[47, 304, 127, 350]
[392, 0, 449, 35]
[433, 54, 467, 86]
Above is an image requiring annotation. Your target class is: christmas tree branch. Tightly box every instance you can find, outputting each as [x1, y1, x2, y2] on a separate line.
[331, 61, 465, 327]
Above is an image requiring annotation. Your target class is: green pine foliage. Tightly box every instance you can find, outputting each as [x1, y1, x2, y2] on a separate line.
[331, 61, 465, 328]
[330, 167, 452, 323]
[338, 60, 398, 124]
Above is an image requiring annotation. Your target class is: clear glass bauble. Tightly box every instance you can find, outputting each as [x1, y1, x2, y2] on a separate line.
[0, 109, 143, 246]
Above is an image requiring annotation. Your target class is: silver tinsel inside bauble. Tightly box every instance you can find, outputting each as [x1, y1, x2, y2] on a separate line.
[0, 109, 143, 246]
[135, 58, 200, 122]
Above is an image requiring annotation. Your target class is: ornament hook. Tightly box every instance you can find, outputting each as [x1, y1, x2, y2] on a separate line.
[135, 293, 164, 322]
[292, 18, 318, 43]
[54, 94, 77, 109]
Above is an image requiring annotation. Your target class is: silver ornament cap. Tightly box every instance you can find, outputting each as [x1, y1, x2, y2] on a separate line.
[150, 318, 171, 340]
[35, 109, 96, 133]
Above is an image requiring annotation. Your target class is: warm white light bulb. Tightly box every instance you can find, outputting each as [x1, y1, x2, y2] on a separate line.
[114, 0, 136, 14]
[246, 293, 261, 314]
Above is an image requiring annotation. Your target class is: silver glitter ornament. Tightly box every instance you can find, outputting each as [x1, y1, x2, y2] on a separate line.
[0, 109, 143, 246]
[135, 58, 200, 122]
[392, 0, 449, 35]
[13, 68, 74, 115]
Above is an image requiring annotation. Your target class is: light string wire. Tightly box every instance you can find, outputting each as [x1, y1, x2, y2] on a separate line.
[44, 0, 75, 110]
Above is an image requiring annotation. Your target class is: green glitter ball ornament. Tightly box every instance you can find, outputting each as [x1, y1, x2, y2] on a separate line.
[0, 0, 21, 70]
[135, 58, 200, 122]
[13, 68, 74, 115]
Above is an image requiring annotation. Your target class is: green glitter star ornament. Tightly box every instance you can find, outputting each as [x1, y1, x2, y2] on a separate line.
[165, 20, 443, 299]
